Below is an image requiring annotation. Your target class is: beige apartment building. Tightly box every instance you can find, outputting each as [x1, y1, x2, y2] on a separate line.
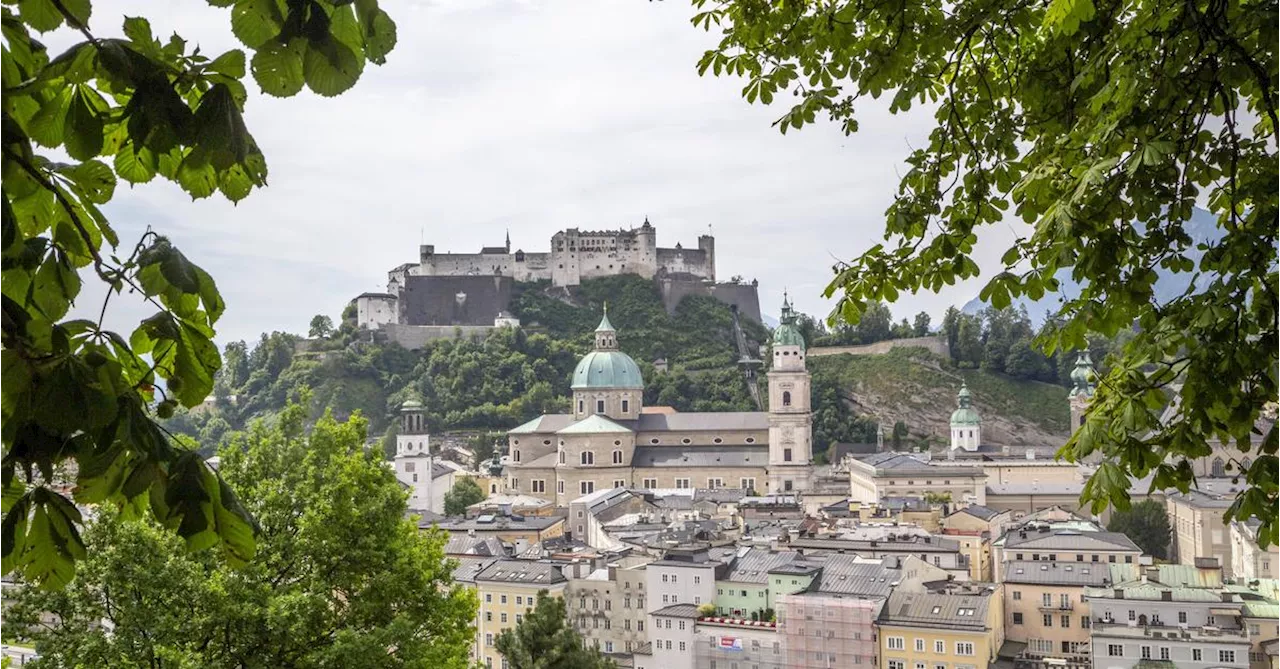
[878, 582, 1006, 669]
[1231, 520, 1279, 581]
[566, 563, 651, 660]
[474, 560, 568, 669]
[1002, 560, 1107, 669]
[849, 452, 988, 506]
[1167, 486, 1238, 579]
[992, 526, 1142, 582]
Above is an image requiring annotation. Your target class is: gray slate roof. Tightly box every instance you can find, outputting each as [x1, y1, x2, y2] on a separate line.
[813, 555, 898, 596]
[651, 603, 701, 618]
[475, 560, 567, 585]
[725, 548, 800, 583]
[881, 590, 991, 630]
[957, 505, 1000, 521]
[452, 557, 499, 584]
[510, 411, 769, 436]
[1003, 560, 1111, 586]
[434, 515, 565, 532]
[632, 445, 768, 468]
[1003, 530, 1140, 552]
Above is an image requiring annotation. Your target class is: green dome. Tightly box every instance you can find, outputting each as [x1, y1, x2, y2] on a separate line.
[950, 383, 981, 426]
[773, 323, 807, 350]
[1069, 352, 1095, 398]
[572, 351, 644, 389]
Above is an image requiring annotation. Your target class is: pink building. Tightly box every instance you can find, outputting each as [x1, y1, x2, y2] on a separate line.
[776, 593, 883, 669]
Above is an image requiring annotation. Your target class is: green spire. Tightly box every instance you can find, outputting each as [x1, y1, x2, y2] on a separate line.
[957, 382, 972, 408]
[772, 293, 806, 350]
[596, 302, 615, 332]
[950, 382, 981, 426]
[1070, 351, 1095, 398]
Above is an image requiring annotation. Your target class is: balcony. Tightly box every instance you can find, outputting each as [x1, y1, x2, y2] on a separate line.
[1037, 602, 1074, 611]
[1091, 620, 1249, 642]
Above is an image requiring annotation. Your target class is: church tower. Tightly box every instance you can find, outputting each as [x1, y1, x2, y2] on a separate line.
[1068, 351, 1096, 432]
[949, 383, 981, 451]
[767, 294, 813, 493]
[395, 399, 433, 511]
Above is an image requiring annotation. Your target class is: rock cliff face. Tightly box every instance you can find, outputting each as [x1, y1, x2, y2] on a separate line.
[813, 348, 1071, 452]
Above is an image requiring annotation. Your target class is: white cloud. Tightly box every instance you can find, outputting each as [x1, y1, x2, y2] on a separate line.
[60, 0, 1020, 344]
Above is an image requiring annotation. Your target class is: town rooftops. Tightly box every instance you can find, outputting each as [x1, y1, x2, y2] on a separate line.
[475, 559, 567, 586]
[787, 535, 961, 553]
[1003, 560, 1110, 586]
[881, 589, 992, 631]
[812, 555, 899, 596]
[444, 535, 508, 557]
[1108, 563, 1224, 589]
[452, 556, 499, 584]
[432, 514, 565, 533]
[855, 452, 984, 475]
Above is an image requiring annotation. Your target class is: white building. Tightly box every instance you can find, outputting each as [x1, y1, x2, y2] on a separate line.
[394, 400, 434, 511]
[950, 382, 982, 451]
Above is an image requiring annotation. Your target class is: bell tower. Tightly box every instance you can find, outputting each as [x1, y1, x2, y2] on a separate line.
[1068, 351, 1096, 433]
[767, 294, 813, 493]
[395, 399, 434, 511]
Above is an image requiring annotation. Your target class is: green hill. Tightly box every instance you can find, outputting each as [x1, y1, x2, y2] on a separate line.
[166, 276, 1074, 460]
[811, 347, 1071, 451]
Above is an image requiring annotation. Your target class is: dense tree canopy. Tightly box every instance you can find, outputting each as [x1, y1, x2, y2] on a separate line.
[1107, 499, 1173, 560]
[692, 0, 1278, 543]
[496, 592, 617, 669]
[6, 402, 476, 667]
[2, 0, 397, 586]
[443, 476, 485, 516]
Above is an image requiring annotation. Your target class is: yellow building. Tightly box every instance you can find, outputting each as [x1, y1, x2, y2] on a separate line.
[1001, 560, 1107, 668]
[474, 560, 568, 668]
[878, 582, 1005, 669]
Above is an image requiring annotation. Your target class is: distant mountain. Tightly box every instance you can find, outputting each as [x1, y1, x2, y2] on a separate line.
[962, 208, 1224, 324]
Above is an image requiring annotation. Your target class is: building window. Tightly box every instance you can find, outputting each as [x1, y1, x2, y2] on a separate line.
[486, 633, 494, 646]
[513, 450, 520, 463]
[1043, 614, 1053, 627]
[889, 662, 905, 669]
[741, 478, 755, 491]
[1013, 591, 1021, 600]
[675, 478, 690, 489]
[1220, 651, 1236, 664]
[916, 639, 925, 652]
[557, 480, 565, 494]
[1178, 611, 1187, 623]
[581, 451, 594, 465]
[531, 479, 545, 493]
[643, 478, 657, 488]
[613, 479, 625, 488]
[935, 641, 945, 653]
[1193, 649, 1202, 662]
[1141, 647, 1151, 660]
[783, 391, 792, 406]
[707, 478, 723, 489]
[1160, 648, 1170, 661]
[1212, 457, 1225, 476]
[1061, 615, 1070, 628]
[411, 473, 418, 483]
[578, 400, 584, 414]
[955, 643, 974, 656]
[1128, 609, 1136, 621]
[784, 479, 794, 491]
[500, 613, 507, 623]
[612, 449, 623, 464]
[1108, 645, 1123, 657]
[888, 637, 905, 651]
[559, 451, 566, 464]
[1012, 613, 1023, 625]
[596, 399, 605, 413]
[404, 461, 415, 472]
[784, 448, 793, 462]
[580, 481, 594, 495]
[621, 399, 629, 413]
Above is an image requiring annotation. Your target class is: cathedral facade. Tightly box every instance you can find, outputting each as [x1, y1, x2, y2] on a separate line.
[504, 300, 815, 503]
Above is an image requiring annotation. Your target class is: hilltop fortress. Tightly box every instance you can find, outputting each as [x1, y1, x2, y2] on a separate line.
[353, 219, 761, 346]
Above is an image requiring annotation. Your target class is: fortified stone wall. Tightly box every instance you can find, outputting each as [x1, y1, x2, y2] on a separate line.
[807, 335, 950, 358]
[380, 323, 494, 349]
[400, 275, 512, 326]
[659, 279, 763, 324]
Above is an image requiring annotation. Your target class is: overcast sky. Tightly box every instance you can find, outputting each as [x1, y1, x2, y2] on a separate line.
[62, 0, 1022, 345]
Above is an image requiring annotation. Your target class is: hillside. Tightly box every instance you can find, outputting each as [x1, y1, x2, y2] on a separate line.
[811, 347, 1072, 451]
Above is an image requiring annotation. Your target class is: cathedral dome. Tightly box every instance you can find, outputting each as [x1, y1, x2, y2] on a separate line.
[571, 350, 645, 389]
[571, 308, 644, 389]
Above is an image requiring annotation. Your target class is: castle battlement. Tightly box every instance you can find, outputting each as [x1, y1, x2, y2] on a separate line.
[395, 219, 713, 289]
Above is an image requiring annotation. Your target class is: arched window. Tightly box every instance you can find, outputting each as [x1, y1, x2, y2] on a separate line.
[1212, 457, 1225, 477]
[612, 450, 623, 464]
[581, 451, 594, 465]
[1241, 457, 1252, 472]
[782, 391, 792, 407]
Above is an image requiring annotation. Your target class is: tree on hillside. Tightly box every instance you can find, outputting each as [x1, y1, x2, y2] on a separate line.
[496, 591, 618, 669]
[444, 477, 486, 516]
[1107, 499, 1172, 560]
[891, 420, 909, 450]
[912, 312, 931, 337]
[309, 314, 335, 339]
[2, 0, 399, 585]
[5, 402, 476, 666]
[692, 0, 1278, 545]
